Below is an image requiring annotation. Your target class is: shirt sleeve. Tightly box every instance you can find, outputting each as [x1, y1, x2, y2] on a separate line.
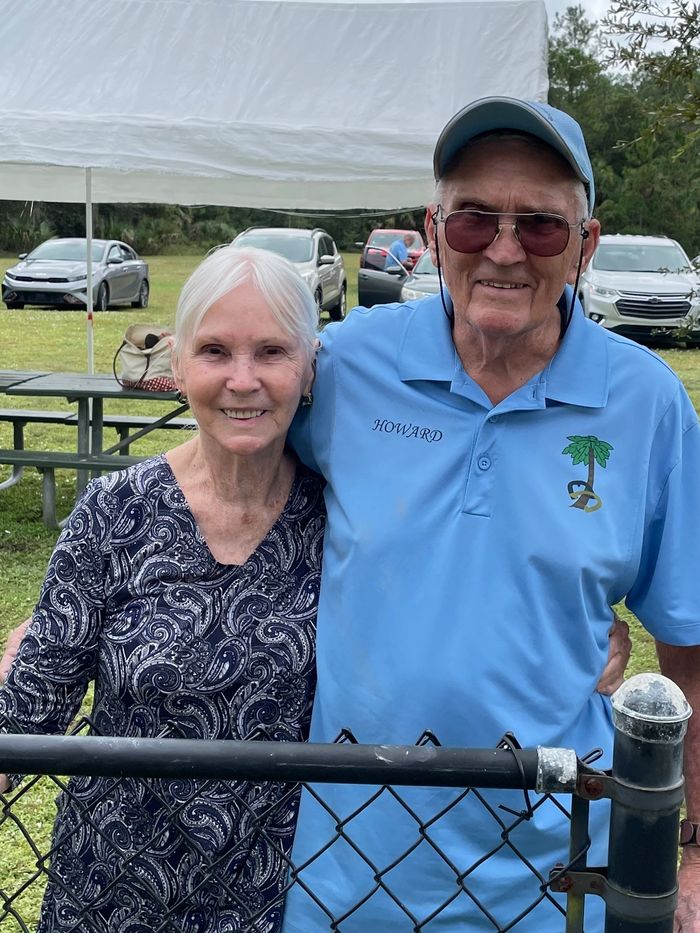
[626, 385, 700, 644]
[0, 480, 109, 738]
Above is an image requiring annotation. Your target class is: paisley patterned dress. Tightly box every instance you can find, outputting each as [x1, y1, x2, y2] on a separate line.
[0, 455, 324, 933]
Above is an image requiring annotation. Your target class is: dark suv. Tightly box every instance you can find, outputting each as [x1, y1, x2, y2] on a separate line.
[232, 227, 347, 320]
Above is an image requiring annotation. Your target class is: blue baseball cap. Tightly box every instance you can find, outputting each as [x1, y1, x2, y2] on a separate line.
[433, 96, 595, 215]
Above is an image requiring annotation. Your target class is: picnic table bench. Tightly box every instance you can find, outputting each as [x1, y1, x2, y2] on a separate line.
[0, 408, 197, 452]
[0, 449, 144, 528]
[0, 370, 190, 527]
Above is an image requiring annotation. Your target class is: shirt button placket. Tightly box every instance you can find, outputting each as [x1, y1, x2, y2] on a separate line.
[462, 414, 500, 516]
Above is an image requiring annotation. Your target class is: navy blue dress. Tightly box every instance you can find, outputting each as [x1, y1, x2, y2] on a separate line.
[0, 455, 324, 933]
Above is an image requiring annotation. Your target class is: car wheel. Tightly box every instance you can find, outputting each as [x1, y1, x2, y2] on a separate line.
[328, 283, 347, 322]
[95, 283, 109, 312]
[132, 280, 149, 309]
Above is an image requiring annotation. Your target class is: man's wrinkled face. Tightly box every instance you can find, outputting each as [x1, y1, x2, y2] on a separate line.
[425, 136, 599, 343]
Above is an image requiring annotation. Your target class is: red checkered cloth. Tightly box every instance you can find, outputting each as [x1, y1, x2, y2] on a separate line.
[122, 376, 178, 393]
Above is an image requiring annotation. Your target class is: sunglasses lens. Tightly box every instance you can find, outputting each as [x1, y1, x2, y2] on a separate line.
[442, 211, 573, 257]
[516, 214, 570, 257]
[444, 212, 498, 253]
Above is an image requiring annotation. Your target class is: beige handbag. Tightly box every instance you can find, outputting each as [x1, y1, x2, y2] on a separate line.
[113, 324, 177, 392]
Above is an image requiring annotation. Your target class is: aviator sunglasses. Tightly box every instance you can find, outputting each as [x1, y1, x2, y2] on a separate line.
[435, 207, 588, 258]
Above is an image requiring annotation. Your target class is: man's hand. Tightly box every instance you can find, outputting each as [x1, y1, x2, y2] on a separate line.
[676, 848, 700, 931]
[657, 642, 700, 931]
[0, 618, 30, 798]
[596, 615, 631, 696]
[0, 618, 30, 683]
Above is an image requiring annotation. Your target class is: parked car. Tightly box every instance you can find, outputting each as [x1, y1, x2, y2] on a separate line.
[356, 229, 425, 272]
[232, 227, 347, 320]
[2, 238, 149, 311]
[358, 245, 439, 308]
[399, 250, 440, 300]
[579, 234, 700, 341]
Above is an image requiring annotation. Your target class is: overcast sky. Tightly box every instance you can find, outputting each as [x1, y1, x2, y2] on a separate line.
[544, 0, 610, 25]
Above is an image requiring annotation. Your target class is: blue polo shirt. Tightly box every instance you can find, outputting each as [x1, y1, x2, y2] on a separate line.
[384, 237, 409, 270]
[283, 292, 700, 931]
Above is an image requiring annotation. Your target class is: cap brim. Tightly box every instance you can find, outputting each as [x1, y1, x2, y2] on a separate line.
[433, 97, 593, 212]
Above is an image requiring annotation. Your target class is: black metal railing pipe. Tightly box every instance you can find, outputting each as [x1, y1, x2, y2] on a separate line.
[605, 673, 691, 933]
[0, 734, 580, 791]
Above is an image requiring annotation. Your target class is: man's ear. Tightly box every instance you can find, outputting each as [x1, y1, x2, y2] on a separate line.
[425, 205, 439, 265]
[568, 218, 600, 284]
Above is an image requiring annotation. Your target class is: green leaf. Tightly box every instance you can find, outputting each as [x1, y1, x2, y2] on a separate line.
[592, 439, 614, 468]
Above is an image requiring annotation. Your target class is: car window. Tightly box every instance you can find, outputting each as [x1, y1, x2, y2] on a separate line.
[319, 236, 335, 257]
[593, 244, 691, 274]
[236, 234, 313, 263]
[108, 246, 122, 261]
[368, 231, 422, 250]
[368, 232, 402, 249]
[413, 250, 437, 274]
[27, 241, 106, 262]
[119, 245, 135, 260]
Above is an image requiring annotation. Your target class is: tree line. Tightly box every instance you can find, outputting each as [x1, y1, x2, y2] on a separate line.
[0, 2, 697, 257]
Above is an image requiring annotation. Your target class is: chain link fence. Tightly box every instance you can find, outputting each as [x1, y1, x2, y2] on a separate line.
[0, 673, 690, 932]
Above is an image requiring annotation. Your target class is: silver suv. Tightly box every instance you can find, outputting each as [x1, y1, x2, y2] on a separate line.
[232, 227, 347, 320]
[580, 234, 700, 340]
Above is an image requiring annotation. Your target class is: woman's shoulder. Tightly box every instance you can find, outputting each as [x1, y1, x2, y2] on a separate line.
[75, 454, 179, 517]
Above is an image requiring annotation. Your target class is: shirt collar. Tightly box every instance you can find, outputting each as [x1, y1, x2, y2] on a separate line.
[397, 292, 457, 381]
[543, 288, 609, 408]
[397, 286, 610, 409]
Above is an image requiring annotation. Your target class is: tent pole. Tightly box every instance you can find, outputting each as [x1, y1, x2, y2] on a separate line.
[85, 168, 94, 374]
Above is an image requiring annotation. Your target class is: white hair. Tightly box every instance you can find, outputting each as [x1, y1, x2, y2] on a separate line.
[173, 245, 319, 365]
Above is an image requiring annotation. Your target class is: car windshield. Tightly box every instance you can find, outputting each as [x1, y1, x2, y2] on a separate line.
[593, 243, 691, 274]
[27, 241, 106, 262]
[237, 235, 313, 263]
[412, 250, 437, 274]
[369, 232, 422, 250]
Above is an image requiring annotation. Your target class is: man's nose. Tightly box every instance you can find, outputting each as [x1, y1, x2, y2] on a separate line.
[482, 221, 526, 263]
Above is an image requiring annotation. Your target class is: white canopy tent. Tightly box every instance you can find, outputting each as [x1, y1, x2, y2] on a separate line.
[0, 0, 549, 367]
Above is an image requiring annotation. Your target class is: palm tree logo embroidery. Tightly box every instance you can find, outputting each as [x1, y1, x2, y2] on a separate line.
[562, 435, 613, 512]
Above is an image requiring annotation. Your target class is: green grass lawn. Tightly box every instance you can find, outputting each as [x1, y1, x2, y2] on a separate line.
[0, 250, 694, 925]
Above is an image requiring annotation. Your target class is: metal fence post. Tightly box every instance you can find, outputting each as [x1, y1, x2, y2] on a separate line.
[605, 673, 691, 932]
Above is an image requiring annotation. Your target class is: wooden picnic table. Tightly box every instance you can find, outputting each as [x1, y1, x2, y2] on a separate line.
[0, 371, 189, 526]
[0, 370, 48, 390]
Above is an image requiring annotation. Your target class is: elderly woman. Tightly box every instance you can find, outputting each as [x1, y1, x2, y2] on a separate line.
[0, 245, 324, 933]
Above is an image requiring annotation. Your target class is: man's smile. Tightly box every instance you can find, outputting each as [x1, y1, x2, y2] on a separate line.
[478, 280, 528, 290]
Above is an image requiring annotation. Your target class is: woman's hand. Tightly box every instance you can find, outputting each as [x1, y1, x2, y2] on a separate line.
[0, 618, 30, 683]
[596, 615, 632, 696]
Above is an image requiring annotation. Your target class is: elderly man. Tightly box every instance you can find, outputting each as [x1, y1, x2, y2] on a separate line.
[282, 97, 700, 931]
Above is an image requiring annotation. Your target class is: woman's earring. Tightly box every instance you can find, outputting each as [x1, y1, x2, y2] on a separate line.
[301, 392, 313, 408]
[176, 390, 188, 405]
